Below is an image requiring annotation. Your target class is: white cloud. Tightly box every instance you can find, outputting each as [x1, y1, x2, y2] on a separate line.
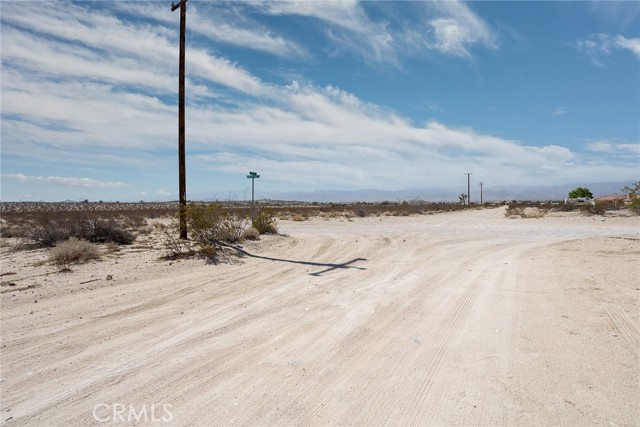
[4, 174, 127, 188]
[587, 140, 640, 155]
[552, 107, 567, 116]
[1, 1, 637, 200]
[577, 33, 640, 64]
[258, 0, 497, 63]
[614, 35, 640, 58]
[1, 2, 263, 96]
[259, 0, 396, 64]
[424, 1, 498, 57]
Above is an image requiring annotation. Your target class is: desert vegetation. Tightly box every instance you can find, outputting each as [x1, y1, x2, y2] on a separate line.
[622, 181, 640, 215]
[48, 239, 101, 271]
[1, 197, 634, 264]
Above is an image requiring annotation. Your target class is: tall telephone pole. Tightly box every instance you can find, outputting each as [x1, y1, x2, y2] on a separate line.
[479, 181, 484, 204]
[465, 172, 472, 207]
[172, 0, 188, 239]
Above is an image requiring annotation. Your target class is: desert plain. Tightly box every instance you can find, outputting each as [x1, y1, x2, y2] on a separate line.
[0, 206, 638, 426]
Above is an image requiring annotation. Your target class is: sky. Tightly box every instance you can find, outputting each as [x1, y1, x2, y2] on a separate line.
[1, 0, 639, 202]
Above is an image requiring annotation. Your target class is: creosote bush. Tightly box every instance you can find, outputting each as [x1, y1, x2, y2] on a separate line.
[252, 208, 277, 234]
[17, 212, 135, 248]
[184, 202, 251, 257]
[81, 219, 135, 244]
[49, 239, 100, 269]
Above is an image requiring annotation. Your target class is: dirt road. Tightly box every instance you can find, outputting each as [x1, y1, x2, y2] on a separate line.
[1, 208, 638, 426]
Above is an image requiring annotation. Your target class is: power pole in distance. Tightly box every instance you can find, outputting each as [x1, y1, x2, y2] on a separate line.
[247, 171, 260, 224]
[172, 0, 188, 239]
[465, 172, 472, 207]
[479, 181, 484, 204]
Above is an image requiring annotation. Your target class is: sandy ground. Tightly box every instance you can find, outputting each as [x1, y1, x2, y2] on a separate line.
[0, 207, 638, 426]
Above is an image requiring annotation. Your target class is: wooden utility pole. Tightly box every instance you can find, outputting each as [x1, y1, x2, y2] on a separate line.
[172, 0, 188, 239]
[479, 181, 484, 204]
[465, 172, 472, 207]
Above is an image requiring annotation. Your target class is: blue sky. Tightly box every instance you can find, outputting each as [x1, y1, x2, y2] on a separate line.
[1, 1, 639, 202]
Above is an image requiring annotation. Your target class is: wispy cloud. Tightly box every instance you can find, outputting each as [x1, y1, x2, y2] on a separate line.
[577, 33, 640, 65]
[258, 0, 497, 64]
[426, 2, 497, 57]
[258, 0, 396, 64]
[552, 107, 567, 116]
[587, 1, 640, 31]
[587, 140, 640, 155]
[1, 1, 637, 201]
[4, 174, 127, 188]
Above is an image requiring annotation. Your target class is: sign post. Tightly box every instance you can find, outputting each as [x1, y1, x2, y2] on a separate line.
[247, 171, 260, 224]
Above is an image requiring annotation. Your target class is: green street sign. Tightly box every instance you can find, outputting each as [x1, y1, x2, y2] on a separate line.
[247, 172, 260, 178]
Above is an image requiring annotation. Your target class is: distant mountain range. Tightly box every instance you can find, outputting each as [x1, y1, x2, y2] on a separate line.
[190, 181, 634, 203]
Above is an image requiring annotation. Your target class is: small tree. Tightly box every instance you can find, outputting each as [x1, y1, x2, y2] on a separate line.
[568, 187, 593, 199]
[458, 193, 468, 205]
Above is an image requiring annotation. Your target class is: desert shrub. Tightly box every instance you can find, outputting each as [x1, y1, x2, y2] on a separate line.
[27, 221, 72, 247]
[0, 224, 27, 238]
[14, 211, 135, 247]
[253, 208, 277, 234]
[521, 207, 545, 219]
[188, 202, 236, 245]
[156, 223, 195, 259]
[505, 204, 522, 217]
[354, 205, 370, 218]
[580, 203, 605, 215]
[49, 239, 100, 268]
[291, 213, 305, 222]
[506, 204, 546, 218]
[87, 220, 135, 244]
[242, 226, 260, 240]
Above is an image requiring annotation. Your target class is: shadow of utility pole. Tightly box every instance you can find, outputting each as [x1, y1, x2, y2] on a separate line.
[224, 245, 367, 277]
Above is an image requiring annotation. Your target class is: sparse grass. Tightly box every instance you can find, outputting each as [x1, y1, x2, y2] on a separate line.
[48, 239, 101, 270]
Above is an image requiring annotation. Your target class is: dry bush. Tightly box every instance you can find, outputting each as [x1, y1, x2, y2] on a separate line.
[242, 227, 260, 240]
[291, 213, 305, 221]
[156, 223, 195, 259]
[578, 203, 604, 215]
[188, 202, 245, 246]
[505, 204, 547, 218]
[49, 239, 100, 268]
[0, 222, 27, 238]
[27, 221, 73, 247]
[253, 208, 278, 234]
[505, 205, 522, 217]
[521, 207, 545, 219]
[353, 205, 370, 218]
[84, 219, 135, 244]
[11, 212, 135, 247]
